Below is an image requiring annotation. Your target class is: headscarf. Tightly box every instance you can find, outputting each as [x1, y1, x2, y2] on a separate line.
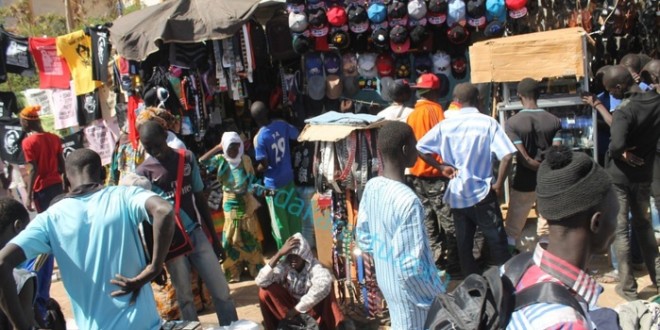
[221, 132, 244, 169]
[136, 107, 179, 132]
[19, 105, 41, 121]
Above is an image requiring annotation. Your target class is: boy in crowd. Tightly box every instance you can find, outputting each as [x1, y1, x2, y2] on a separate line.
[377, 79, 414, 121]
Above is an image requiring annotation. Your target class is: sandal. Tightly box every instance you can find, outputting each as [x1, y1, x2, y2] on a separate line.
[597, 270, 620, 284]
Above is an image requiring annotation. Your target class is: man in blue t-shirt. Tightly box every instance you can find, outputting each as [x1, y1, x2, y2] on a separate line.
[0, 149, 175, 330]
[251, 101, 302, 248]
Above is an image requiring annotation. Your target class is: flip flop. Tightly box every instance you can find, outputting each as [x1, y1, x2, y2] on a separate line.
[597, 270, 620, 283]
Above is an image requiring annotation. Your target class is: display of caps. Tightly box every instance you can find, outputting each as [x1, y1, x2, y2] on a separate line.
[371, 27, 390, 51]
[486, 0, 507, 22]
[414, 53, 433, 74]
[427, 0, 448, 25]
[305, 52, 324, 77]
[409, 24, 429, 45]
[326, 74, 343, 100]
[506, 0, 528, 19]
[447, 24, 470, 45]
[484, 20, 505, 37]
[342, 52, 358, 77]
[308, 7, 328, 26]
[327, 5, 348, 27]
[376, 53, 394, 77]
[432, 51, 451, 75]
[324, 52, 342, 74]
[285, 0, 305, 13]
[357, 53, 378, 78]
[330, 30, 350, 49]
[467, 0, 487, 27]
[343, 75, 360, 97]
[350, 31, 369, 53]
[367, 3, 388, 24]
[447, 0, 466, 26]
[394, 56, 411, 79]
[289, 11, 309, 33]
[451, 55, 468, 79]
[292, 34, 312, 54]
[308, 75, 327, 100]
[411, 72, 441, 89]
[379, 76, 395, 102]
[388, 1, 409, 27]
[348, 4, 370, 33]
[408, 0, 428, 20]
[389, 25, 410, 54]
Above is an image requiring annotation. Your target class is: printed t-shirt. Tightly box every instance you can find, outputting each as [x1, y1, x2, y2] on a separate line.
[0, 91, 18, 118]
[21, 132, 62, 192]
[505, 109, 561, 192]
[83, 119, 117, 166]
[407, 99, 445, 178]
[0, 119, 25, 164]
[56, 30, 99, 95]
[292, 142, 314, 186]
[10, 186, 162, 330]
[51, 88, 79, 129]
[254, 120, 300, 189]
[89, 27, 111, 83]
[61, 131, 84, 159]
[136, 149, 205, 232]
[1, 28, 35, 76]
[28, 37, 71, 89]
[77, 89, 102, 126]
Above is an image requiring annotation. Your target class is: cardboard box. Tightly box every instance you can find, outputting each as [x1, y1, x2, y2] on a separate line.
[298, 121, 387, 142]
[469, 28, 587, 84]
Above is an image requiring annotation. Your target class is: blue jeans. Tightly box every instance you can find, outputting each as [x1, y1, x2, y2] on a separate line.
[166, 227, 238, 325]
[453, 191, 511, 276]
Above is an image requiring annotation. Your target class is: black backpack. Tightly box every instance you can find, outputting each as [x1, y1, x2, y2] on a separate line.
[266, 11, 297, 62]
[424, 252, 587, 330]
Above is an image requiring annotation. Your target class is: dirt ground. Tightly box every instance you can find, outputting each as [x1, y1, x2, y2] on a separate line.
[51, 218, 657, 329]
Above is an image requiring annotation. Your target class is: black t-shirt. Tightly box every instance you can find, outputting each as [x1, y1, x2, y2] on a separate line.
[0, 118, 25, 164]
[0, 91, 18, 119]
[89, 26, 111, 83]
[292, 142, 314, 186]
[1, 28, 35, 76]
[61, 131, 84, 159]
[505, 109, 561, 192]
[0, 32, 6, 83]
[76, 90, 102, 126]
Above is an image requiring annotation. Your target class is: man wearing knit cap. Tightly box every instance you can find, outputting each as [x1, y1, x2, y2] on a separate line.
[507, 145, 618, 329]
[18, 105, 65, 327]
[604, 65, 660, 300]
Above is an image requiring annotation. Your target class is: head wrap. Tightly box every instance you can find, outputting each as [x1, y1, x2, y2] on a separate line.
[136, 107, 179, 132]
[536, 146, 612, 221]
[19, 106, 41, 121]
[221, 132, 244, 169]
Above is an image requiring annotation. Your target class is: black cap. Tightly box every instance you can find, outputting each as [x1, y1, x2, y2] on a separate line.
[451, 55, 468, 79]
[428, 0, 448, 13]
[350, 31, 369, 53]
[447, 25, 470, 45]
[292, 34, 311, 54]
[388, 1, 408, 19]
[371, 27, 390, 50]
[484, 20, 505, 38]
[307, 7, 327, 27]
[286, 0, 304, 5]
[467, 0, 486, 18]
[410, 25, 429, 44]
[389, 25, 408, 44]
[331, 30, 350, 49]
[348, 4, 368, 23]
[394, 56, 411, 79]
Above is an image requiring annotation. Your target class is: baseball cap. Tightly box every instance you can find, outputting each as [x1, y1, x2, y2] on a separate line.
[357, 53, 378, 78]
[342, 52, 358, 77]
[324, 52, 341, 74]
[410, 24, 429, 46]
[484, 20, 505, 37]
[447, 25, 470, 45]
[506, 0, 528, 19]
[343, 75, 360, 97]
[286, 0, 305, 13]
[432, 51, 451, 75]
[447, 0, 466, 26]
[326, 75, 343, 99]
[371, 27, 390, 51]
[427, 0, 448, 25]
[350, 31, 369, 53]
[389, 25, 410, 54]
[486, 0, 507, 21]
[305, 52, 324, 78]
[348, 4, 370, 33]
[388, 1, 409, 26]
[467, 0, 487, 28]
[451, 55, 468, 79]
[308, 75, 327, 100]
[395, 56, 412, 79]
[368, 3, 388, 23]
[330, 30, 350, 49]
[292, 34, 312, 54]
[327, 5, 348, 27]
[414, 53, 433, 74]
[379, 76, 395, 102]
[376, 53, 394, 77]
[411, 73, 441, 89]
[308, 7, 327, 26]
[289, 11, 309, 33]
[408, 0, 428, 20]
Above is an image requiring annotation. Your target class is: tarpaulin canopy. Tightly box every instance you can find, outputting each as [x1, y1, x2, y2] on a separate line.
[109, 0, 261, 61]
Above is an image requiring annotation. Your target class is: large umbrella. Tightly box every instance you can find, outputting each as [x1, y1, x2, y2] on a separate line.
[109, 0, 261, 61]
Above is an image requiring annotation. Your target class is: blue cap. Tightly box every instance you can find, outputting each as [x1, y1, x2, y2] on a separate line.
[486, 0, 506, 22]
[305, 53, 324, 78]
[367, 3, 387, 23]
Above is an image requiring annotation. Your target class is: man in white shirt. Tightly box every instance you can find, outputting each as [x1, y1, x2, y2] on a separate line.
[377, 79, 414, 121]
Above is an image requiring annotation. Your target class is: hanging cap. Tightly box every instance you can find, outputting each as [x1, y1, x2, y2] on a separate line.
[447, 0, 466, 26]
[376, 53, 394, 77]
[348, 4, 370, 33]
[506, 0, 528, 19]
[408, 0, 428, 20]
[368, 3, 388, 23]
[466, 0, 487, 27]
[330, 30, 350, 49]
[371, 27, 390, 51]
[389, 25, 410, 54]
[289, 11, 309, 32]
[327, 5, 348, 27]
[486, 0, 507, 22]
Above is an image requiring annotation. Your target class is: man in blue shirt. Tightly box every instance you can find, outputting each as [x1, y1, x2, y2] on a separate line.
[417, 83, 516, 276]
[0, 148, 175, 330]
[251, 101, 302, 249]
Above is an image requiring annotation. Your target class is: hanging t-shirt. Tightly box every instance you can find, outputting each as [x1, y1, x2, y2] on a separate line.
[0, 33, 6, 83]
[1, 28, 35, 76]
[22, 89, 54, 116]
[56, 30, 98, 95]
[292, 142, 314, 186]
[28, 37, 72, 89]
[51, 88, 78, 129]
[83, 119, 117, 166]
[0, 91, 18, 119]
[0, 119, 25, 164]
[89, 27, 111, 83]
[61, 131, 83, 159]
[76, 89, 102, 126]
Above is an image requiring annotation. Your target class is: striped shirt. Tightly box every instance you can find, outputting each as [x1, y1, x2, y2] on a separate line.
[417, 107, 516, 208]
[356, 177, 445, 330]
[505, 244, 601, 330]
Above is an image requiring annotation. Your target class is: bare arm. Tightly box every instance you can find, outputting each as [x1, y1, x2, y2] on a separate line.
[0, 163, 12, 189]
[417, 152, 456, 178]
[582, 94, 612, 126]
[256, 158, 268, 174]
[199, 144, 223, 163]
[513, 144, 540, 171]
[492, 153, 513, 196]
[0, 244, 31, 330]
[25, 161, 37, 211]
[58, 153, 67, 191]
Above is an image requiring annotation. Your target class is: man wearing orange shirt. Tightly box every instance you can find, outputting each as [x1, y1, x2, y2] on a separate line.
[406, 73, 459, 275]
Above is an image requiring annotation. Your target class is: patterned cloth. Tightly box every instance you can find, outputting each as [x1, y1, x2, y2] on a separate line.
[505, 244, 602, 330]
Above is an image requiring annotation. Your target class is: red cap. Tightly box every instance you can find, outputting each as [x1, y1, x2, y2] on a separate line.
[376, 53, 394, 77]
[411, 73, 440, 89]
[506, 0, 528, 18]
[327, 6, 348, 27]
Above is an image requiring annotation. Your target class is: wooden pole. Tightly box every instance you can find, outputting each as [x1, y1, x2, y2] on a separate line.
[64, 0, 74, 33]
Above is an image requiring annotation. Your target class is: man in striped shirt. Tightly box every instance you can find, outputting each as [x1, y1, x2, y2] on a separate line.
[506, 146, 618, 329]
[356, 121, 446, 330]
[417, 83, 515, 276]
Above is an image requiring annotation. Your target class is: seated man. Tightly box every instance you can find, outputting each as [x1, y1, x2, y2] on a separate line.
[0, 198, 36, 329]
[255, 233, 344, 330]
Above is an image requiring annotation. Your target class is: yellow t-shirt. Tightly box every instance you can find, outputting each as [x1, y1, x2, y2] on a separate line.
[56, 30, 100, 95]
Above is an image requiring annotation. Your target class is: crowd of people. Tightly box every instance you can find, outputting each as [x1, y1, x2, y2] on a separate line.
[0, 54, 656, 330]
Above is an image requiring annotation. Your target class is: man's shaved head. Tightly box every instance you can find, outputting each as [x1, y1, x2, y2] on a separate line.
[641, 59, 660, 86]
[602, 65, 634, 99]
[453, 83, 480, 107]
[250, 101, 269, 126]
[65, 148, 102, 181]
[620, 54, 642, 74]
